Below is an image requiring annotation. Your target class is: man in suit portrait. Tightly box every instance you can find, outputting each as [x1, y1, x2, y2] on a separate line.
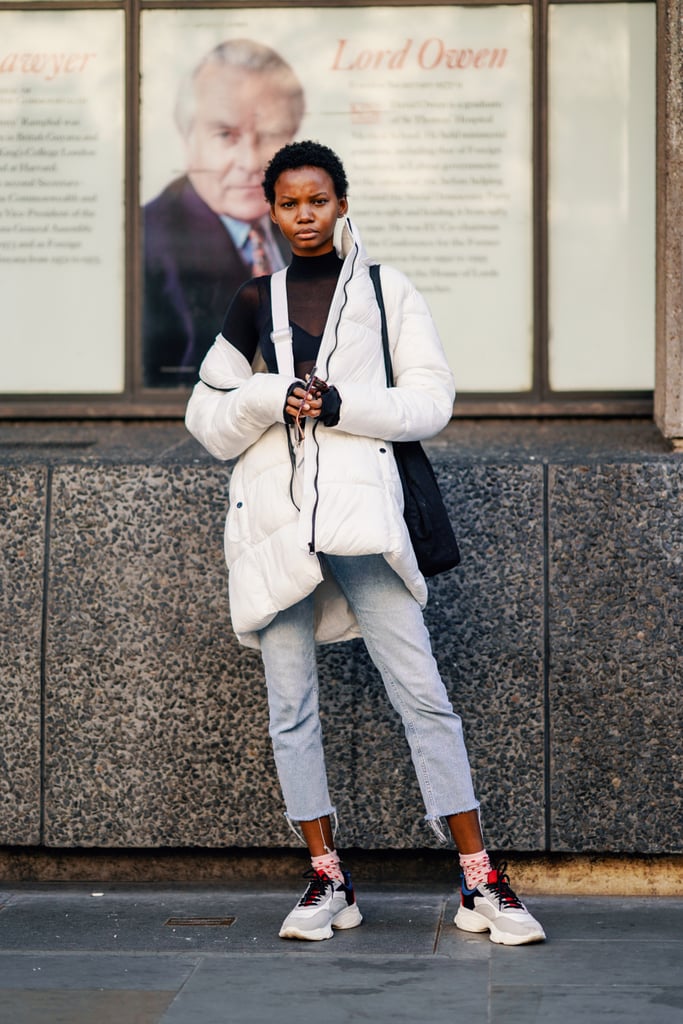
[143, 38, 305, 387]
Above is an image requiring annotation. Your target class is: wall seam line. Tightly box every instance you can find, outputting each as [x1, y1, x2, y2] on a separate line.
[39, 465, 53, 845]
[542, 462, 552, 851]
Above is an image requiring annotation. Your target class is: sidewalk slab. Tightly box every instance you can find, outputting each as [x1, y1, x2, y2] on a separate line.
[0, 887, 681, 1024]
[159, 955, 490, 1024]
[0, 886, 448, 956]
[0, 952, 198, 1024]
[0, 990, 175, 1024]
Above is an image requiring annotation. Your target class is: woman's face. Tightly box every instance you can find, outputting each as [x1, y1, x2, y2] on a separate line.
[269, 166, 348, 257]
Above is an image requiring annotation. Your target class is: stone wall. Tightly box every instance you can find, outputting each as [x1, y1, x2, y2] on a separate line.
[1, 419, 681, 854]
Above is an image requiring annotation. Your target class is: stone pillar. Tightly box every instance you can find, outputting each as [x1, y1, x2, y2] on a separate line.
[655, 0, 683, 446]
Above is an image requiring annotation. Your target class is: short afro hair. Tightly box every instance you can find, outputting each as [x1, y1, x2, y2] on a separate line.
[262, 140, 349, 205]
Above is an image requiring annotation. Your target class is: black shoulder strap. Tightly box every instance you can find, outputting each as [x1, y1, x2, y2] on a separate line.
[369, 263, 393, 388]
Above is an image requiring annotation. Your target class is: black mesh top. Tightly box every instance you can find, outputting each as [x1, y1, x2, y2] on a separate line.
[220, 250, 344, 380]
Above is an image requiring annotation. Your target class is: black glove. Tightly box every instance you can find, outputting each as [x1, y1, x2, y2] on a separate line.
[319, 386, 342, 427]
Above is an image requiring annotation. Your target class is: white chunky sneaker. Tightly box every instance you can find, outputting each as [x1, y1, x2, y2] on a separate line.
[454, 861, 546, 946]
[279, 868, 363, 941]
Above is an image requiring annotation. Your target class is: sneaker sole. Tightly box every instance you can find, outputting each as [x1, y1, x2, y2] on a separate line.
[279, 903, 363, 942]
[454, 907, 545, 946]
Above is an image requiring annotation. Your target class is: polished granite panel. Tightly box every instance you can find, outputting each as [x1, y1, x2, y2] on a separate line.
[43, 464, 279, 847]
[317, 461, 546, 850]
[548, 464, 683, 852]
[431, 461, 546, 850]
[42, 460, 545, 850]
[3, 417, 677, 855]
[0, 468, 45, 845]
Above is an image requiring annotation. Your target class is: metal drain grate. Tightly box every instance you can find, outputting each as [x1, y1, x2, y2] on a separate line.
[165, 916, 236, 927]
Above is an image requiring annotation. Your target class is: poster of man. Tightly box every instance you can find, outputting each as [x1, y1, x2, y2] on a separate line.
[140, 7, 533, 391]
[142, 39, 304, 387]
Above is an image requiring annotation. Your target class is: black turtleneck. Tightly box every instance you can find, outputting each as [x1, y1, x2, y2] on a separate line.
[220, 249, 344, 377]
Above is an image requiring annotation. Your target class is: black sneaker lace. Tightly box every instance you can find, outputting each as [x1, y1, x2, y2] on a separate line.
[485, 861, 524, 910]
[297, 869, 333, 907]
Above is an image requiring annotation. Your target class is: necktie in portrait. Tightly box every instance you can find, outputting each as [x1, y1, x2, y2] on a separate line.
[248, 224, 272, 277]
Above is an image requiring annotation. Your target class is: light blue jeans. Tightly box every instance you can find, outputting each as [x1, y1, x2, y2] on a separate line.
[258, 554, 479, 834]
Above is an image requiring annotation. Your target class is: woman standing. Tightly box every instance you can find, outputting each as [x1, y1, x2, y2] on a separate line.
[185, 140, 545, 946]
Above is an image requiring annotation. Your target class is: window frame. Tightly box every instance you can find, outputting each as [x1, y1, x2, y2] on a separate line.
[0, 0, 656, 418]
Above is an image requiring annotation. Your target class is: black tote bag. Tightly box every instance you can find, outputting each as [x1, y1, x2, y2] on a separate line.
[369, 264, 460, 577]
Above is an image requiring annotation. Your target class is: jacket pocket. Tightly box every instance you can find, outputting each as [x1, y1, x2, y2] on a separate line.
[224, 497, 252, 569]
[224, 463, 252, 564]
[376, 440, 403, 504]
[226, 496, 249, 543]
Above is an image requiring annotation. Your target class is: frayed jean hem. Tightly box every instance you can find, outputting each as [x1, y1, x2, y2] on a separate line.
[424, 802, 481, 844]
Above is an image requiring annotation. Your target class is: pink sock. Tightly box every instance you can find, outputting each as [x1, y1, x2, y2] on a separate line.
[459, 850, 491, 890]
[311, 850, 345, 884]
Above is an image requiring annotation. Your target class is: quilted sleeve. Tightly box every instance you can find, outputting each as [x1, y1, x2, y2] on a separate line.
[185, 334, 292, 461]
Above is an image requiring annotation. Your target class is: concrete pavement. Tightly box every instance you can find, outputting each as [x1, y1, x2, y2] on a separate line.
[0, 880, 682, 1023]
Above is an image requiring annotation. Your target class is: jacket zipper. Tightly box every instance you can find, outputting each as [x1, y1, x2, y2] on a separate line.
[305, 237, 359, 554]
[285, 425, 301, 512]
[307, 420, 323, 553]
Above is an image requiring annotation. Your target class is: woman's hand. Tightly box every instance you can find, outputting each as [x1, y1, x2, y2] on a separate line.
[285, 382, 324, 424]
[285, 375, 341, 438]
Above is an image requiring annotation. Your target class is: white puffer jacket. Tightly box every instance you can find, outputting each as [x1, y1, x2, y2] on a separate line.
[185, 219, 455, 649]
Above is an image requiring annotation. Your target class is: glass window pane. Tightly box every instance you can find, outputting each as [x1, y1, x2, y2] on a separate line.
[0, 9, 125, 394]
[140, 5, 533, 392]
[548, 2, 655, 392]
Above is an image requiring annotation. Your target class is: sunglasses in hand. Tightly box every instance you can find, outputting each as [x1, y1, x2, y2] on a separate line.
[294, 373, 329, 442]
